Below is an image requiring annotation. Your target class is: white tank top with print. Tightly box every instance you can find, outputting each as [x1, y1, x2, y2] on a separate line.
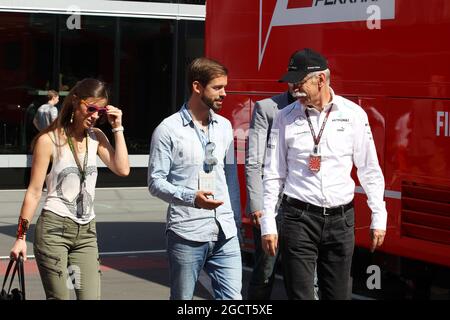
[43, 128, 99, 224]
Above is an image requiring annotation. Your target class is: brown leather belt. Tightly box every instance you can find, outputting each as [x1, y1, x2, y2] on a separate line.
[282, 195, 353, 216]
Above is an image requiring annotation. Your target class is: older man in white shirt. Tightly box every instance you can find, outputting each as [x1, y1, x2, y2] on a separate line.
[261, 48, 387, 300]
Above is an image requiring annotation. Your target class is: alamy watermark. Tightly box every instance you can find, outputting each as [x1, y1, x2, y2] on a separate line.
[367, 5, 382, 30]
[366, 265, 381, 290]
[66, 5, 81, 30]
[66, 264, 81, 290]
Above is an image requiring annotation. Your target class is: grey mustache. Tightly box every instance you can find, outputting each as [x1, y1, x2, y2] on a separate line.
[292, 92, 307, 98]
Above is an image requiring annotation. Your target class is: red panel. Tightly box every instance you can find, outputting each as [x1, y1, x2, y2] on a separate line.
[206, 0, 450, 98]
[206, 0, 450, 267]
[385, 99, 450, 188]
[287, 0, 314, 9]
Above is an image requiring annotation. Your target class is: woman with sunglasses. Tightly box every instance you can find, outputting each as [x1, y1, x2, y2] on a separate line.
[10, 78, 129, 299]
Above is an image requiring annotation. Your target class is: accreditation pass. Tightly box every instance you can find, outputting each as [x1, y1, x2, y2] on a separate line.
[199, 171, 215, 194]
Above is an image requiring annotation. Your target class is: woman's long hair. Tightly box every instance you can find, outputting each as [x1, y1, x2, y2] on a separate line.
[31, 78, 109, 151]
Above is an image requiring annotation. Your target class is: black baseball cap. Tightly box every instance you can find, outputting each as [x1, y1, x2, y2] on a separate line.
[279, 48, 328, 83]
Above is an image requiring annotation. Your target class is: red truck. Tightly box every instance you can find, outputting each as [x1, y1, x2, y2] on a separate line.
[205, 0, 450, 295]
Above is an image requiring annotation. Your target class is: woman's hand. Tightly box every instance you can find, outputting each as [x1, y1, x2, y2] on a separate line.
[10, 239, 27, 261]
[106, 105, 123, 128]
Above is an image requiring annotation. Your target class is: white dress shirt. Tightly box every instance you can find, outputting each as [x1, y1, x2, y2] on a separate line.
[261, 89, 387, 236]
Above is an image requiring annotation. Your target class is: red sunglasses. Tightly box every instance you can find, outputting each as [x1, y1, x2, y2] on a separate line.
[87, 105, 107, 114]
[81, 100, 107, 114]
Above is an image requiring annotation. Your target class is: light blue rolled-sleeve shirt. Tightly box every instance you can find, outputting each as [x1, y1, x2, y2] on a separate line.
[148, 104, 241, 242]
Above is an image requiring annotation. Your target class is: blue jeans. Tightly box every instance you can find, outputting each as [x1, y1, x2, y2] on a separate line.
[167, 230, 242, 300]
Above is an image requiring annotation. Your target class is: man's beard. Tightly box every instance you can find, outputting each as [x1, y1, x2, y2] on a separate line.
[201, 95, 222, 112]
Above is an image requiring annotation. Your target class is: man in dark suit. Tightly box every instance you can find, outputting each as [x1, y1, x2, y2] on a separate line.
[245, 81, 296, 300]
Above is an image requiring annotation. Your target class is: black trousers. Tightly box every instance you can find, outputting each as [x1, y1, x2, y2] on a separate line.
[280, 200, 354, 300]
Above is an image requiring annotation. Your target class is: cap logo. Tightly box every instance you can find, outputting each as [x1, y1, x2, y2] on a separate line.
[288, 58, 298, 70]
[307, 66, 321, 70]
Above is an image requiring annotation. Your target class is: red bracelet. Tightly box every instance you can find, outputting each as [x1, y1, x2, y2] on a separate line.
[16, 217, 30, 240]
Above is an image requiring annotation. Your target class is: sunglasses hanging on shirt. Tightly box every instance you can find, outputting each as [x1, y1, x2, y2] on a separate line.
[204, 141, 218, 173]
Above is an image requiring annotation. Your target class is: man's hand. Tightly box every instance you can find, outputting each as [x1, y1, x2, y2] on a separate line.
[194, 191, 224, 210]
[262, 234, 278, 256]
[250, 210, 263, 228]
[370, 229, 386, 252]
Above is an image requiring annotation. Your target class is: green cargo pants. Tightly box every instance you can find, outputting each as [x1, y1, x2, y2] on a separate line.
[33, 210, 101, 300]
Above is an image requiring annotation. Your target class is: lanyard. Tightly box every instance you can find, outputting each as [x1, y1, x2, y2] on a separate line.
[65, 128, 89, 183]
[305, 105, 333, 152]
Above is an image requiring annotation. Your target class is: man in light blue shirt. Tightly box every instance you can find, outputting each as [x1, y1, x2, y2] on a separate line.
[33, 90, 59, 131]
[148, 57, 242, 300]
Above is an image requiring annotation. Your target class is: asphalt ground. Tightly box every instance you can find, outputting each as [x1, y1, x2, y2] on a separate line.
[0, 187, 287, 300]
[1, 188, 447, 303]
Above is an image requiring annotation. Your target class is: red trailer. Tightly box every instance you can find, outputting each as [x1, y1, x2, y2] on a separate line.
[205, 0, 450, 291]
